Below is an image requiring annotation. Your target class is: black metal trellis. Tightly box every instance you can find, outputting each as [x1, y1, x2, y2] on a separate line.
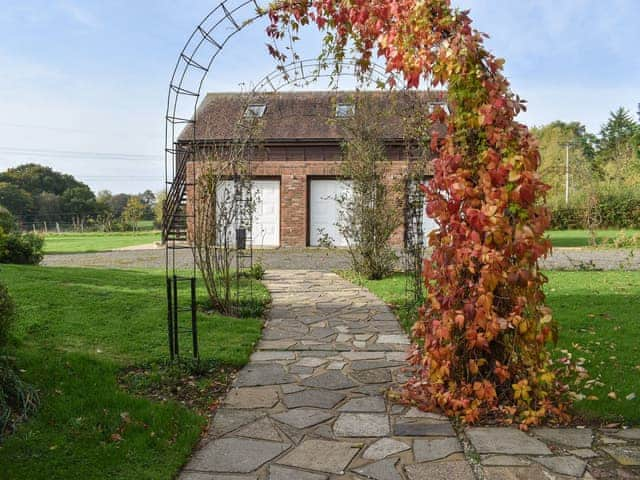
[162, 0, 423, 362]
[163, 1, 266, 362]
[403, 174, 427, 305]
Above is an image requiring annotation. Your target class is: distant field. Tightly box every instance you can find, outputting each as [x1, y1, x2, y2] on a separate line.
[44, 231, 160, 254]
[547, 229, 640, 248]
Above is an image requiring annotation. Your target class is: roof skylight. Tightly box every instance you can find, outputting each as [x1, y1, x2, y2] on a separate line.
[244, 104, 267, 118]
[336, 103, 355, 118]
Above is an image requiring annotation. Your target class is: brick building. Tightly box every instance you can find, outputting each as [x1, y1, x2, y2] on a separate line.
[176, 90, 441, 248]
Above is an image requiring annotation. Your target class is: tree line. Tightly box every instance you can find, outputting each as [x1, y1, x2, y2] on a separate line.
[0, 163, 164, 232]
[532, 107, 640, 229]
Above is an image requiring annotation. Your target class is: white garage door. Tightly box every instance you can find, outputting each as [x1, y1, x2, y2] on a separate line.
[309, 179, 352, 247]
[218, 179, 280, 247]
[251, 180, 280, 247]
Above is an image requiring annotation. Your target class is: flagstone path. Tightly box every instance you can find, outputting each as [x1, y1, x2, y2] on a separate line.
[179, 270, 640, 480]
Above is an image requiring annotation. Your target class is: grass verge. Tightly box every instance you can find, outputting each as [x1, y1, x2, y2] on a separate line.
[350, 270, 640, 425]
[43, 232, 160, 254]
[0, 265, 266, 479]
[547, 229, 640, 248]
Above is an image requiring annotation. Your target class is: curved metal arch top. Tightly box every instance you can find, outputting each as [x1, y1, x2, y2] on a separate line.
[165, 0, 266, 158]
[251, 57, 402, 93]
[162, 0, 416, 361]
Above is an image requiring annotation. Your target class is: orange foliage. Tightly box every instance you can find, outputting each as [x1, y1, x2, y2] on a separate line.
[268, 0, 572, 427]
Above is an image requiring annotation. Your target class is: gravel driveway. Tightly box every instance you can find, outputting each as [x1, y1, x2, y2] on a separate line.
[42, 247, 640, 271]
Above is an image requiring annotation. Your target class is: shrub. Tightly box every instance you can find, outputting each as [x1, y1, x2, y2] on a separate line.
[0, 281, 38, 439]
[0, 232, 44, 265]
[549, 205, 586, 230]
[249, 263, 266, 280]
[549, 187, 640, 230]
[336, 96, 400, 280]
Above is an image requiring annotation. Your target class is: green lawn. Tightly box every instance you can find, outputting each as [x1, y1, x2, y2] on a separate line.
[547, 229, 640, 248]
[43, 231, 160, 254]
[0, 265, 266, 479]
[355, 271, 640, 424]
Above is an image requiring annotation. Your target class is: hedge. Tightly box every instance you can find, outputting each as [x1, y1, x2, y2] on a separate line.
[549, 188, 640, 229]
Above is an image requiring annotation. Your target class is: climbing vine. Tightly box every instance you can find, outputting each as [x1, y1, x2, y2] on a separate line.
[267, 0, 572, 427]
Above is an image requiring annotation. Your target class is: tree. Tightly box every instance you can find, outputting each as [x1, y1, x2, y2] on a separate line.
[61, 186, 97, 231]
[122, 197, 144, 232]
[154, 191, 166, 228]
[0, 183, 34, 219]
[138, 190, 156, 220]
[531, 121, 598, 203]
[336, 95, 400, 279]
[109, 193, 131, 219]
[36, 192, 63, 224]
[597, 108, 640, 182]
[0, 163, 83, 197]
[194, 107, 262, 315]
[269, 0, 572, 428]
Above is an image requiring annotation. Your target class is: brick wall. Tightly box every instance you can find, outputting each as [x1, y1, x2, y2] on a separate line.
[185, 143, 433, 248]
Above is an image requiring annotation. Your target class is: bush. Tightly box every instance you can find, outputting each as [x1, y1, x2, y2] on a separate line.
[549, 205, 586, 229]
[549, 186, 640, 229]
[0, 282, 16, 349]
[249, 263, 266, 280]
[0, 232, 44, 265]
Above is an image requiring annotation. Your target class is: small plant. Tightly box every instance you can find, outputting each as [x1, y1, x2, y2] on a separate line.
[0, 356, 40, 439]
[249, 263, 266, 280]
[605, 231, 640, 249]
[315, 228, 335, 249]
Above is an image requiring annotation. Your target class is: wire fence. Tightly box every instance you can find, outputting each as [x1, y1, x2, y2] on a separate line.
[15, 219, 159, 235]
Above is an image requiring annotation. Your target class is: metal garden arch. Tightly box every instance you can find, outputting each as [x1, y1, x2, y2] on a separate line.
[162, 1, 423, 361]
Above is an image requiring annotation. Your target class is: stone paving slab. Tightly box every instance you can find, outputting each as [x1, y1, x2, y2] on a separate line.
[466, 427, 552, 455]
[179, 270, 640, 480]
[186, 438, 290, 473]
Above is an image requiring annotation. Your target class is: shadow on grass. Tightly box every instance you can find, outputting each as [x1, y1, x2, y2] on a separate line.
[0, 264, 270, 479]
[1, 265, 264, 366]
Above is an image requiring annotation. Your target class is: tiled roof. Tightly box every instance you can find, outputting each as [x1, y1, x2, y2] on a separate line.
[178, 90, 445, 143]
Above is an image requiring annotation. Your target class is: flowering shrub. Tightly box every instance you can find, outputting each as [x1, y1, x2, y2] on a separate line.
[268, 0, 571, 427]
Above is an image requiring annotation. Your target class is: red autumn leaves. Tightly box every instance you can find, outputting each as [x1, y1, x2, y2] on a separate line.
[268, 0, 571, 428]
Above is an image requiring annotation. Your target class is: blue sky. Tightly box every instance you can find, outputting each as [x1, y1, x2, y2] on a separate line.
[0, 0, 638, 193]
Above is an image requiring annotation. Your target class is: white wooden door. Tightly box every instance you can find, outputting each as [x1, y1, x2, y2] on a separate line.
[251, 180, 280, 247]
[309, 179, 352, 247]
[218, 180, 280, 247]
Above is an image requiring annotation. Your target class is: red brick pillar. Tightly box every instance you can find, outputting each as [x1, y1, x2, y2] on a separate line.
[280, 173, 306, 247]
